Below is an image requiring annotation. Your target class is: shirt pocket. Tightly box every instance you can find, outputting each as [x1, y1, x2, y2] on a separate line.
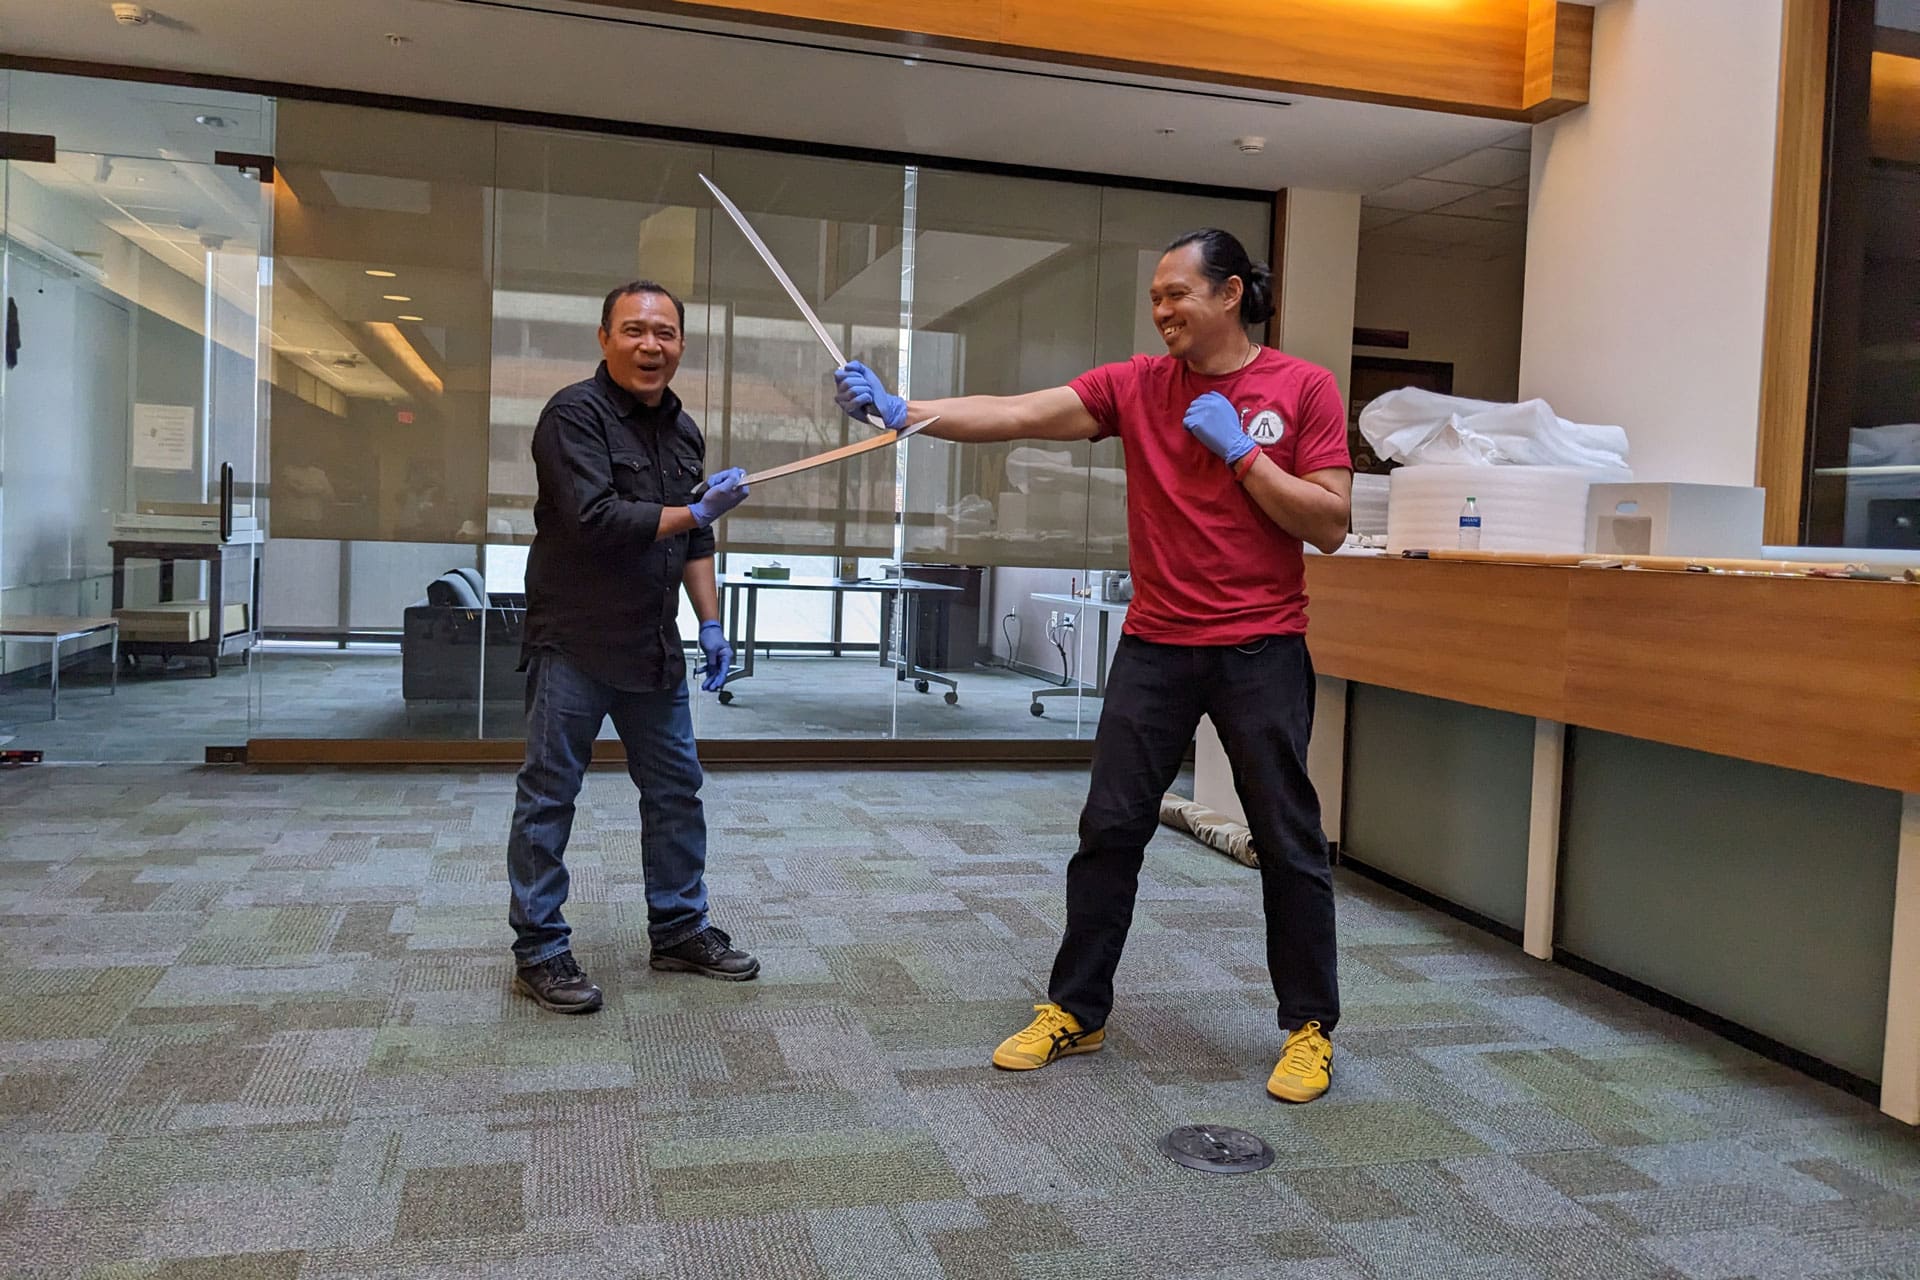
[609, 449, 662, 503]
[665, 445, 705, 505]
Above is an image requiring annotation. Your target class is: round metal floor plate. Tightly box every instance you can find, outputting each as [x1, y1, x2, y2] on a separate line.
[1157, 1124, 1275, 1174]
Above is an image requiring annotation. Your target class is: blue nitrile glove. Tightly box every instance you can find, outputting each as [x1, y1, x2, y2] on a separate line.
[1183, 391, 1257, 467]
[698, 620, 732, 692]
[690, 467, 749, 527]
[833, 360, 909, 430]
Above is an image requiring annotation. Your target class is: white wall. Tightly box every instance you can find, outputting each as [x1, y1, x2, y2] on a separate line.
[1279, 190, 1362, 399]
[1518, 0, 1786, 484]
[1355, 245, 1526, 402]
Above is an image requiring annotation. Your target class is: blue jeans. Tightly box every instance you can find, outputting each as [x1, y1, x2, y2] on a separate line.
[506, 652, 710, 967]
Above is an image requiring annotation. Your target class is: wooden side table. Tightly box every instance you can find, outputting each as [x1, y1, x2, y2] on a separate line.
[110, 539, 262, 678]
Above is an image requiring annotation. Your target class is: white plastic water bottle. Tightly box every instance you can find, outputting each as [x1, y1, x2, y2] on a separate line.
[1458, 497, 1482, 549]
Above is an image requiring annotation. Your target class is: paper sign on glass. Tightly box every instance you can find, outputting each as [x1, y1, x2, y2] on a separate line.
[132, 404, 195, 471]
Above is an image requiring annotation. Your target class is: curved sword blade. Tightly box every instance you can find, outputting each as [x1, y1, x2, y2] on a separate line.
[698, 173, 890, 432]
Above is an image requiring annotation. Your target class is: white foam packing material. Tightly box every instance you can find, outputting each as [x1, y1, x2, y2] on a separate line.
[1350, 474, 1390, 537]
[1387, 465, 1632, 555]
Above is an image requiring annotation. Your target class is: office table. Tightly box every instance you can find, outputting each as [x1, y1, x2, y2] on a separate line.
[715, 574, 964, 705]
[1029, 592, 1128, 717]
[0, 616, 119, 720]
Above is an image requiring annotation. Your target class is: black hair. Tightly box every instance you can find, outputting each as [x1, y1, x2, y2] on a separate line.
[600, 280, 686, 332]
[1163, 228, 1274, 327]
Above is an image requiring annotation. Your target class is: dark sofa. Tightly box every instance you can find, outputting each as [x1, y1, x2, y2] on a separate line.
[400, 567, 528, 702]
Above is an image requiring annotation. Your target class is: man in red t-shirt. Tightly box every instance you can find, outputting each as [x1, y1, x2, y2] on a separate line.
[834, 228, 1353, 1103]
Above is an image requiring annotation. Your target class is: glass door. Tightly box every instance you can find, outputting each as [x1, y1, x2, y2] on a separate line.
[0, 142, 271, 759]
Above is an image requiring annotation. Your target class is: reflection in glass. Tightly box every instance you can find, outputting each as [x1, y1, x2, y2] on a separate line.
[255, 100, 495, 739]
[1810, 2, 1920, 548]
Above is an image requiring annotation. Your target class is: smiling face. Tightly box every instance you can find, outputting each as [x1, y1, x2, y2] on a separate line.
[598, 290, 684, 405]
[1150, 243, 1245, 367]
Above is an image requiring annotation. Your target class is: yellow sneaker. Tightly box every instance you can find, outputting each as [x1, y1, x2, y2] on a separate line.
[992, 1002, 1105, 1070]
[1267, 1021, 1333, 1103]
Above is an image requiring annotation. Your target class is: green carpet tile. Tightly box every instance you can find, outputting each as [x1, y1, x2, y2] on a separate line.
[1, 764, 1916, 1278]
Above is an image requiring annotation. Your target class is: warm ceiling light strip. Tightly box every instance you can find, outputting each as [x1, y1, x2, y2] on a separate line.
[365, 321, 444, 396]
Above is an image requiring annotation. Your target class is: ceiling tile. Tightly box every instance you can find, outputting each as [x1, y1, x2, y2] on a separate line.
[1364, 177, 1481, 212]
[1388, 213, 1509, 245]
[1360, 233, 1458, 259]
[1432, 187, 1529, 222]
[1423, 146, 1531, 187]
[1361, 206, 1408, 231]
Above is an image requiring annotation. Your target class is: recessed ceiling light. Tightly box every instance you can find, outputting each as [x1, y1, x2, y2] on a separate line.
[396, 314, 424, 323]
[365, 269, 397, 278]
[382, 294, 411, 302]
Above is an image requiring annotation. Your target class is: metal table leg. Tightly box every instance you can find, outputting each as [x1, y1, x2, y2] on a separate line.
[717, 583, 755, 704]
[49, 634, 61, 721]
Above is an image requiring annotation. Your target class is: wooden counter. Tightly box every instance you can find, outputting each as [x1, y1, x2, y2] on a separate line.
[1303, 556, 1920, 795]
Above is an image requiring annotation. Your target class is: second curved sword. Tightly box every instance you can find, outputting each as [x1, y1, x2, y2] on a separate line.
[698, 172, 890, 431]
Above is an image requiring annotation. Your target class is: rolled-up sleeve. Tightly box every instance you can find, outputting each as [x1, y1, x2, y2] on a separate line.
[685, 430, 717, 561]
[532, 403, 663, 551]
[686, 521, 716, 562]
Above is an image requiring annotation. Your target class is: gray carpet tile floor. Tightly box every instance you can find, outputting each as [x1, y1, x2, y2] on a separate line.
[1, 763, 1916, 1278]
[0, 648, 1104, 762]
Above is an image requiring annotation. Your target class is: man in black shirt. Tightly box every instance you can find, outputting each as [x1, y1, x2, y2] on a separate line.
[507, 280, 758, 1014]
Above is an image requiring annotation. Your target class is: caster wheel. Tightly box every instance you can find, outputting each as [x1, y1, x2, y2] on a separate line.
[717, 690, 734, 705]
[944, 691, 958, 705]
[914, 679, 929, 694]
[1030, 702, 1045, 717]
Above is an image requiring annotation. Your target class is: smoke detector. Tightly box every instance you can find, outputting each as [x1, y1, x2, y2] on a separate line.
[1234, 135, 1267, 155]
[110, 3, 149, 25]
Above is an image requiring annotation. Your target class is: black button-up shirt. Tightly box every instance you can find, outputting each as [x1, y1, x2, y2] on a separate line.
[522, 362, 716, 691]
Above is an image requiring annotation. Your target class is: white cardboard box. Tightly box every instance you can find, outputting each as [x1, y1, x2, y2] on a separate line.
[1586, 483, 1765, 558]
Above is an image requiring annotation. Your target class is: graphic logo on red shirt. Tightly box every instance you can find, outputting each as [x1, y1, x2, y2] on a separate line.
[1247, 409, 1286, 445]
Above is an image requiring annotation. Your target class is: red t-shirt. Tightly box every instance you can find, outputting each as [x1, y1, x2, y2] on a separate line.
[1070, 348, 1350, 645]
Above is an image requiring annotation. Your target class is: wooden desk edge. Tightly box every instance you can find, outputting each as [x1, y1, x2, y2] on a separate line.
[1304, 556, 1920, 794]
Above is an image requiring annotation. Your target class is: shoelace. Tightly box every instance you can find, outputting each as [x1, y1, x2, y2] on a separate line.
[1015, 1004, 1076, 1045]
[1279, 1021, 1327, 1076]
[688, 927, 732, 960]
[550, 953, 585, 982]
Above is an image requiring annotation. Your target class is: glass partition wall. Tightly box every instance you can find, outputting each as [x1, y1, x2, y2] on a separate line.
[0, 69, 1271, 760]
[0, 71, 273, 759]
